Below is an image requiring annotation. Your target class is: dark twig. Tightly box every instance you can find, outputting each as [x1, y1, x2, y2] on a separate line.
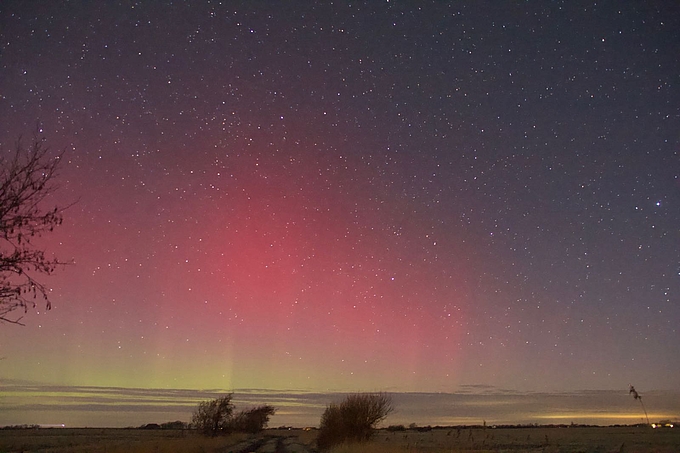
[629, 385, 649, 425]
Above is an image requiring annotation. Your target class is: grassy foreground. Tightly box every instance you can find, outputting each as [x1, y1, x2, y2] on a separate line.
[0, 428, 253, 453]
[331, 426, 680, 453]
[0, 425, 679, 452]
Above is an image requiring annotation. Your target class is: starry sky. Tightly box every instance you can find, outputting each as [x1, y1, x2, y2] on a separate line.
[1, 1, 679, 426]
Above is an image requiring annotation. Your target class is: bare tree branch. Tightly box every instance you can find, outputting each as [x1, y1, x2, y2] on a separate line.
[0, 134, 68, 324]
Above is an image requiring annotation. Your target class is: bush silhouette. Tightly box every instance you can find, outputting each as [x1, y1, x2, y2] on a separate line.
[191, 395, 235, 436]
[317, 393, 393, 450]
[191, 394, 276, 436]
[229, 405, 276, 433]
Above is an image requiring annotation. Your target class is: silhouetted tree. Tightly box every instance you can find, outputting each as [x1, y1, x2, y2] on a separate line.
[191, 395, 275, 436]
[0, 135, 66, 325]
[191, 394, 234, 436]
[229, 405, 276, 433]
[317, 393, 394, 450]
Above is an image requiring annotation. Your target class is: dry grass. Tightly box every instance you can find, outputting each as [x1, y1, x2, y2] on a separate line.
[0, 428, 248, 453]
[1, 426, 679, 452]
[327, 425, 680, 453]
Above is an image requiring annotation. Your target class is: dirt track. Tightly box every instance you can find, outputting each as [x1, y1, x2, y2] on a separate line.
[221, 434, 317, 453]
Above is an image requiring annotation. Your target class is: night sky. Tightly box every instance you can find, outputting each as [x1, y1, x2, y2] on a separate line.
[1, 1, 679, 426]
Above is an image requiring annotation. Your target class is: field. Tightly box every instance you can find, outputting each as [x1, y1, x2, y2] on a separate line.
[354, 426, 680, 452]
[0, 426, 678, 453]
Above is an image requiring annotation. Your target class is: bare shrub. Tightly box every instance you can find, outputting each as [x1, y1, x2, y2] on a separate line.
[317, 393, 394, 450]
[192, 395, 276, 436]
[229, 405, 276, 433]
[191, 394, 234, 436]
[317, 402, 344, 449]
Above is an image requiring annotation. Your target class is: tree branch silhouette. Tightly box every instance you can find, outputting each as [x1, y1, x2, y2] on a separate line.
[0, 134, 68, 325]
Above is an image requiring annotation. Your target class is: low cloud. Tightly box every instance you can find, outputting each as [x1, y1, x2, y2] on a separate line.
[1, 381, 678, 428]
